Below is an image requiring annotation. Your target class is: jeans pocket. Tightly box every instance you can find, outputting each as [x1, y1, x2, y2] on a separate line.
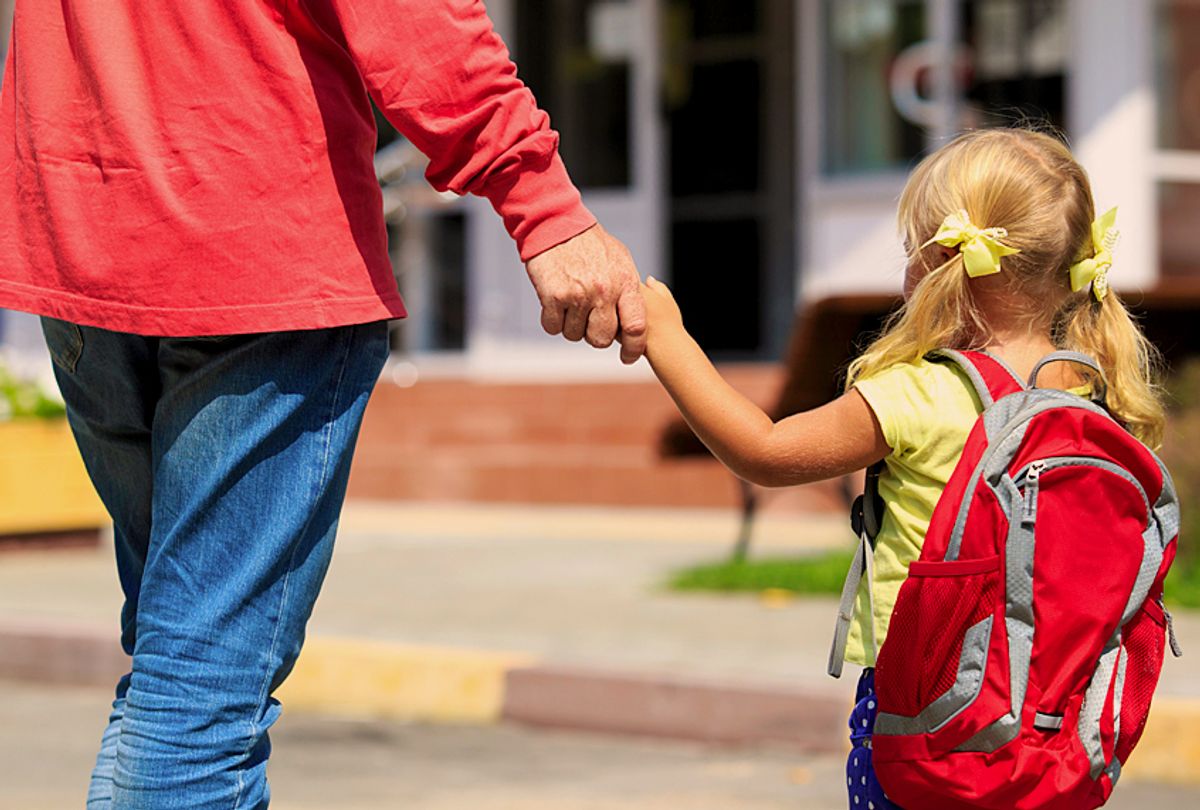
[40, 317, 85, 373]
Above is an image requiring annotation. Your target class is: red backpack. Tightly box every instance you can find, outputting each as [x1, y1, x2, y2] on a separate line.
[829, 349, 1181, 810]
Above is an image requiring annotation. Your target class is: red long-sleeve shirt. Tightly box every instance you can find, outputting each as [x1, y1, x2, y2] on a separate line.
[0, 1, 594, 335]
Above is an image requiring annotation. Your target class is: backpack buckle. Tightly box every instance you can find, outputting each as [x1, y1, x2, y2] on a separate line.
[851, 494, 866, 538]
[851, 463, 886, 543]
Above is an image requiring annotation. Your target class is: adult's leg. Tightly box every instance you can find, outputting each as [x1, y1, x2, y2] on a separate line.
[109, 323, 388, 809]
[40, 318, 159, 808]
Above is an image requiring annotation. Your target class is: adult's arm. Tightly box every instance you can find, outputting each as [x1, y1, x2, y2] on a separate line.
[314, 0, 646, 361]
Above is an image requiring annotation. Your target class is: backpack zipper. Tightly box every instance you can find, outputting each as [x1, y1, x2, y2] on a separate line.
[1022, 461, 1045, 525]
[946, 392, 1171, 562]
[941, 394, 1113, 561]
[1160, 597, 1184, 658]
[1013, 456, 1151, 521]
[975, 395, 1112, 485]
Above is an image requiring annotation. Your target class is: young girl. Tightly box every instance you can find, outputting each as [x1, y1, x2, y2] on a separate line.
[639, 128, 1165, 808]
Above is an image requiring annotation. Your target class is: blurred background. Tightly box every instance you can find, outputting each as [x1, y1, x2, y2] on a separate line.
[2, 1, 1200, 808]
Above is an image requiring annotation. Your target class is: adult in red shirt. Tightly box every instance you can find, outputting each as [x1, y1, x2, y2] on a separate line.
[0, 2, 645, 807]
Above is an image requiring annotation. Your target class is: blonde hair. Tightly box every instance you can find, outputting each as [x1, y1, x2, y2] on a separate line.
[846, 129, 1165, 448]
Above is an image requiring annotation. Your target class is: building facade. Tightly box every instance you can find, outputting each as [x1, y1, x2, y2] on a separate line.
[393, 0, 1200, 377]
[2, 1, 1198, 377]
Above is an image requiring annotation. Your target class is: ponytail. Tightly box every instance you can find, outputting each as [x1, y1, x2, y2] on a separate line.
[846, 252, 987, 388]
[1056, 291, 1165, 449]
[853, 127, 1167, 450]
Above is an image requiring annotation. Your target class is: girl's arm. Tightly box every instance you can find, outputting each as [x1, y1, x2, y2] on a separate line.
[642, 278, 890, 487]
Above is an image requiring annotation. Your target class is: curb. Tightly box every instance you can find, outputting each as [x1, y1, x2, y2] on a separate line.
[0, 618, 128, 686]
[275, 637, 535, 724]
[502, 665, 845, 751]
[1, 619, 1196, 785]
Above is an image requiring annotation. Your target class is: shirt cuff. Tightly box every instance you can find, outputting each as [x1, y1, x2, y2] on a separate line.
[481, 151, 597, 261]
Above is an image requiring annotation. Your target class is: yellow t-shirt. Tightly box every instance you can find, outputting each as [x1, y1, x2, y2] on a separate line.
[845, 359, 983, 666]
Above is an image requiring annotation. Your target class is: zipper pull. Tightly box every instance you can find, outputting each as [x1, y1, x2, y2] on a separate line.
[1022, 461, 1045, 526]
[1161, 598, 1184, 658]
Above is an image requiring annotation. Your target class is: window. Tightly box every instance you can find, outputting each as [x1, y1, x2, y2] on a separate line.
[1160, 183, 1200, 279]
[1157, 0, 1200, 152]
[1155, 0, 1200, 277]
[516, 0, 633, 189]
[960, 0, 1066, 131]
[373, 105, 466, 353]
[822, 0, 927, 176]
[820, 0, 1066, 178]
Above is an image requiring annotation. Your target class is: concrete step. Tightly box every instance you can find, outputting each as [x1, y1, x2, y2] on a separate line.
[346, 366, 849, 512]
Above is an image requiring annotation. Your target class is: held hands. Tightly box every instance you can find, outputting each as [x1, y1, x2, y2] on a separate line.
[642, 276, 683, 325]
[641, 276, 687, 362]
[524, 223, 647, 364]
[523, 224, 688, 366]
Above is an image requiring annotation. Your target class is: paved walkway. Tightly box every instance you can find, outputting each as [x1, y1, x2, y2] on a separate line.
[0, 502, 854, 692]
[4, 680, 1195, 810]
[1, 501, 1197, 786]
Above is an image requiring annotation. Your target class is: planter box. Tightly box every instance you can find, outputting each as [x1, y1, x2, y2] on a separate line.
[0, 419, 108, 536]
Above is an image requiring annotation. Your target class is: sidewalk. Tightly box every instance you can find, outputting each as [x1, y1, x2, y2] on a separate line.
[1, 501, 1197, 785]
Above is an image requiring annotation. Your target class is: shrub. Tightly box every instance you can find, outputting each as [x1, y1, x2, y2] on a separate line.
[1162, 357, 1200, 607]
[0, 361, 66, 421]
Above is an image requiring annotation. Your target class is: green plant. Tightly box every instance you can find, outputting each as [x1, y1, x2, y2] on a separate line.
[668, 550, 854, 596]
[0, 361, 66, 421]
[1161, 356, 1200, 608]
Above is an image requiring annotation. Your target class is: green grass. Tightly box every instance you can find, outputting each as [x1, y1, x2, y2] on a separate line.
[1166, 561, 1200, 609]
[669, 549, 1200, 610]
[668, 550, 855, 596]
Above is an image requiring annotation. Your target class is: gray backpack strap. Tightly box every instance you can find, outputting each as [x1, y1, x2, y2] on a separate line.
[1027, 351, 1108, 406]
[926, 349, 1026, 409]
[829, 530, 878, 678]
[828, 462, 884, 678]
[828, 350, 1026, 678]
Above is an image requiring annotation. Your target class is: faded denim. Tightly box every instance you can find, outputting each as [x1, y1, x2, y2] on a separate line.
[41, 318, 389, 809]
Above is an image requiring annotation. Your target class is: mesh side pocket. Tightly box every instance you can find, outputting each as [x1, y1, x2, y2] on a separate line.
[876, 555, 1001, 719]
[927, 573, 998, 701]
[1114, 601, 1167, 764]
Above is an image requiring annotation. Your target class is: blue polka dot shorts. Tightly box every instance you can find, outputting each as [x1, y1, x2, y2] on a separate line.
[847, 668, 903, 810]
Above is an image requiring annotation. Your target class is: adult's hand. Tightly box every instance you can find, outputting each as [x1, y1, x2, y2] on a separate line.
[525, 223, 647, 365]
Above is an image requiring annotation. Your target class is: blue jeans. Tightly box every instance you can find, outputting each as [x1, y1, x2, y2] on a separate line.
[41, 318, 389, 809]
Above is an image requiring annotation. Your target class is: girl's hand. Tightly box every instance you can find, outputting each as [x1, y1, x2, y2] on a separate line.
[641, 277, 686, 356]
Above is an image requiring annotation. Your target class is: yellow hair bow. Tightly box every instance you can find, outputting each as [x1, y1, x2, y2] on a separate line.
[922, 209, 1020, 278]
[1069, 207, 1119, 302]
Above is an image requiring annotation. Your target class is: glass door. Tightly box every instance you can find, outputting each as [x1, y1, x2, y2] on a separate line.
[663, 0, 797, 359]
